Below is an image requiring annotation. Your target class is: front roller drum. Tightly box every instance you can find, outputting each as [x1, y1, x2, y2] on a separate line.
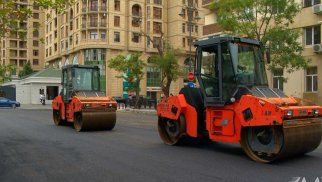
[241, 123, 322, 163]
[74, 111, 116, 132]
[158, 115, 186, 145]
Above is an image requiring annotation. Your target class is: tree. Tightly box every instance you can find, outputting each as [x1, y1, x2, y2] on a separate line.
[0, 0, 73, 81]
[141, 28, 182, 97]
[19, 61, 34, 78]
[0, 0, 74, 38]
[0, 64, 15, 83]
[211, 0, 307, 73]
[108, 53, 146, 109]
[150, 43, 182, 97]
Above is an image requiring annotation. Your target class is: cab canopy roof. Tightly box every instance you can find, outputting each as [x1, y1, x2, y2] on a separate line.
[194, 36, 261, 47]
[62, 64, 99, 70]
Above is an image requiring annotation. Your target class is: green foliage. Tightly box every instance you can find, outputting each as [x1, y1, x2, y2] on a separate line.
[150, 43, 182, 97]
[0, 64, 15, 83]
[18, 61, 34, 78]
[0, 0, 74, 38]
[108, 53, 146, 108]
[211, 0, 307, 73]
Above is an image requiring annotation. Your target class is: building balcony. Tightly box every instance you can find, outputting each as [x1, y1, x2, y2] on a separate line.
[202, 0, 213, 8]
[81, 22, 107, 29]
[82, 6, 108, 13]
[203, 23, 222, 36]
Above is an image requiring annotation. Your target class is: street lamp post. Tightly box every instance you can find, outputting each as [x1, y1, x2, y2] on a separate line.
[179, 0, 200, 72]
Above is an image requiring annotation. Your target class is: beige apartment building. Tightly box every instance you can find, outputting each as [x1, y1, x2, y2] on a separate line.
[44, 0, 204, 100]
[202, 0, 322, 105]
[0, 0, 45, 75]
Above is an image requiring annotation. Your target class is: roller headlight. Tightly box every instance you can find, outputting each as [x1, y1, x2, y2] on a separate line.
[313, 109, 320, 116]
[285, 110, 293, 118]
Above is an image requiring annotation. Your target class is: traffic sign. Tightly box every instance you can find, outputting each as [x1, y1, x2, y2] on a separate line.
[188, 72, 194, 81]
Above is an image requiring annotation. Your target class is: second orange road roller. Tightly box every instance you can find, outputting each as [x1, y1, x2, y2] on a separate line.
[157, 36, 322, 163]
[52, 65, 117, 132]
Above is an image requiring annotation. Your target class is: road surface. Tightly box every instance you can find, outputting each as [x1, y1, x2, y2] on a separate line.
[0, 108, 321, 182]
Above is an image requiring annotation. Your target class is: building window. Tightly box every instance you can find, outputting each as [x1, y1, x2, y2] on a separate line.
[306, 67, 318, 92]
[33, 13, 39, 19]
[90, 32, 98, 39]
[147, 6, 151, 18]
[147, 36, 151, 48]
[182, 38, 186, 48]
[132, 33, 140, 43]
[182, 23, 185, 33]
[147, 60, 161, 87]
[84, 49, 106, 61]
[154, 0, 162, 5]
[115, 0, 120, 11]
[114, 16, 120, 27]
[153, 22, 162, 34]
[304, 25, 321, 46]
[76, 34, 79, 44]
[33, 50, 39, 56]
[153, 7, 162, 19]
[33, 30, 39, 37]
[195, 25, 198, 33]
[273, 69, 284, 91]
[304, 0, 320, 7]
[147, 21, 150, 33]
[101, 31, 106, 39]
[54, 43, 57, 52]
[33, 59, 39, 65]
[153, 37, 160, 48]
[69, 36, 73, 45]
[33, 40, 39, 47]
[132, 18, 141, 27]
[114, 32, 120, 42]
[132, 4, 141, 17]
[54, 30, 57, 39]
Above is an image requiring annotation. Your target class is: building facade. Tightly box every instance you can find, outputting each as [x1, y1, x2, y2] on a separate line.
[44, 0, 204, 100]
[0, 0, 45, 75]
[202, 0, 322, 105]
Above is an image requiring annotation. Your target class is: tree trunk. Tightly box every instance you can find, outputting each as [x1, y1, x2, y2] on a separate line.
[162, 77, 172, 97]
[134, 80, 140, 109]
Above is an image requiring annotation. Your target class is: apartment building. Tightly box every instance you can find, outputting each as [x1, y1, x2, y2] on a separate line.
[202, 0, 322, 105]
[0, 0, 45, 75]
[44, 0, 204, 100]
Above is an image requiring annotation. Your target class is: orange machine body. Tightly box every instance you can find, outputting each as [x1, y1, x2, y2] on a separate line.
[52, 95, 117, 123]
[157, 94, 322, 143]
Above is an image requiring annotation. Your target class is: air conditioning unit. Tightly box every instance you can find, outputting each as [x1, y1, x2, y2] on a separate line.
[313, 4, 322, 14]
[313, 44, 322, 53]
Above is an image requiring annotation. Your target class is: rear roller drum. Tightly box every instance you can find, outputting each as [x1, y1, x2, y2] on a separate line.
[241, 126, 283, 163]
[53, 110, 65, 126]
[158, 115, 186, 145]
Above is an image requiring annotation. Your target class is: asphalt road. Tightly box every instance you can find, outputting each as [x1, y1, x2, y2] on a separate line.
[0, 108, 321, 182]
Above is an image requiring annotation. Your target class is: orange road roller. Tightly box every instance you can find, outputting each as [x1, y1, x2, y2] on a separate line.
[157, 36, 322, 163]
[52, 65, 117, 131]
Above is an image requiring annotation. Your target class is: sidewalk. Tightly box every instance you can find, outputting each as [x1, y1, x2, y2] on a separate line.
[19, 104, 156, 114]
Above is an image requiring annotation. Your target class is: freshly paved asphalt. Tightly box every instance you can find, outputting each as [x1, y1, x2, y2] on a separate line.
[0, 108, 321, 182]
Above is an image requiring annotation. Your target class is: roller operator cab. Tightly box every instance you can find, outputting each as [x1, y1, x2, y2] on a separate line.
[157, 36, 322, 163]
[52, 65, 117, 132]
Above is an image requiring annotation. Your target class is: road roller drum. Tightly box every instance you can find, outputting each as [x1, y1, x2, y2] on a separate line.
[74, 111, 116, 132]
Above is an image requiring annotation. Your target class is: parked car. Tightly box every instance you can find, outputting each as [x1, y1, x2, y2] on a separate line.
[0, 97, 20, 109]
